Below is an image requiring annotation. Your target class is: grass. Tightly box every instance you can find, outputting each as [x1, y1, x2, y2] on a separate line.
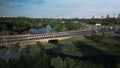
[83, 35, 120, 55]
[60, 41, 82, 56]
[43, 43, 56, 49]
[59, 34, 120, 56]
[59, 36, 85, 43]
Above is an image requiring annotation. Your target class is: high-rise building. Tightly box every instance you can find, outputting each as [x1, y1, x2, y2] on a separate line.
[101, 16, 104, 19]
[106, 14, 110, 19]
[91, 15, 95, 19]
[101, 16, 104, 23]
[118, 14, 120, 19]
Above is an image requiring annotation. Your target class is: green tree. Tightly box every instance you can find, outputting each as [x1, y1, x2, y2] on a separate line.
[64, 57, 77, 68]
[29, 45, 41, 58]
[51, 56, 66, 68]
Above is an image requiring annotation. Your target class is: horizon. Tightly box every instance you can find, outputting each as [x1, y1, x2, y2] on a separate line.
[0, 14, 118, 19]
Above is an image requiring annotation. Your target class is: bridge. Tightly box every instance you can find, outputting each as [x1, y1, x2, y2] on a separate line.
[0, 29, 113, 44]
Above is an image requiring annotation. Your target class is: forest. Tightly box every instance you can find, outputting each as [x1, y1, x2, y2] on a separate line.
[0, 17, 119, 35]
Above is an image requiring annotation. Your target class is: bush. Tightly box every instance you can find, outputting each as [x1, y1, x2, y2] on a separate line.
[90, 35, 103, 42]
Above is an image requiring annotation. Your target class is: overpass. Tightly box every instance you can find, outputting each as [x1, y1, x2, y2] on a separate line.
[0, 29, 113, 43]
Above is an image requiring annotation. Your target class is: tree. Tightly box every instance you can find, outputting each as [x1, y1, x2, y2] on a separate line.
[51, 56, 66, 68]
[64, 57, 77, 68]
[29, 45, 41, 58]
[0, 59, 8, 68]
[90, 35, 103, 42]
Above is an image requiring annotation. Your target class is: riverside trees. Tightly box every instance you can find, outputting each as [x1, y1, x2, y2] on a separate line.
[1, 17, 119, 35]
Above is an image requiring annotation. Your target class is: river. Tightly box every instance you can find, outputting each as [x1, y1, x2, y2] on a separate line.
[29, 25, 52, 34]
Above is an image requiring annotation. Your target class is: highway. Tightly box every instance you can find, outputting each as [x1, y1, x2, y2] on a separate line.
[0, 29, 116, 43]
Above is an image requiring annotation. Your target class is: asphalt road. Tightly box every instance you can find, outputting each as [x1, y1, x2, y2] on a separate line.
[0, 29, 117, 43]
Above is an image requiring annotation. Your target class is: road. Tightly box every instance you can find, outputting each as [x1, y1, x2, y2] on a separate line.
[0, 29, 117, 43]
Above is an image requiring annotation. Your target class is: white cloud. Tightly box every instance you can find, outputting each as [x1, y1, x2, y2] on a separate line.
[0, 0, 120, 17]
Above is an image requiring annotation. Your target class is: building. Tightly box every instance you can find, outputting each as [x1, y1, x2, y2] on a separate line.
[118, 14, 120, 19]
[91, 15, 95, 19]
[101, 16, 104, 19]
[106, 14, 110, 19]
[95, 23, 101, 27]
[62, 21, 65, 24]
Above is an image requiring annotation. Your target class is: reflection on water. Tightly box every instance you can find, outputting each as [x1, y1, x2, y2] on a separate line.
[29, 25, 52, 34]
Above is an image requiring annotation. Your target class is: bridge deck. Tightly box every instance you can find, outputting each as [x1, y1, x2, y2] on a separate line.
[0, 29, 114, 43]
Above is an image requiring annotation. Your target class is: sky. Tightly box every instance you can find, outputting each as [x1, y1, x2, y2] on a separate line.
[0, 0, 120, 18]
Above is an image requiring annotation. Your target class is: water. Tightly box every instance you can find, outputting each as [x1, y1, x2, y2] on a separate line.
[29, 25, 52, 34]
[45, 44, 120, 68]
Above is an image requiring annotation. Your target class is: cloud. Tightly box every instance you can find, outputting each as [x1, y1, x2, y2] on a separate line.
[0, 0, 47, 7]
[0, 0, 120, 17]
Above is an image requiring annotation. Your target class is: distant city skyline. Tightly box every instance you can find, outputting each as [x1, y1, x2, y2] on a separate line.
[0, 0, 120, 18]
[0, 13, 120, 19]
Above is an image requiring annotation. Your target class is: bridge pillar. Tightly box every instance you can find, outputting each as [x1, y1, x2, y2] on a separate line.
[39, 39, 49, 43]
[34, 37, 71, 43]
